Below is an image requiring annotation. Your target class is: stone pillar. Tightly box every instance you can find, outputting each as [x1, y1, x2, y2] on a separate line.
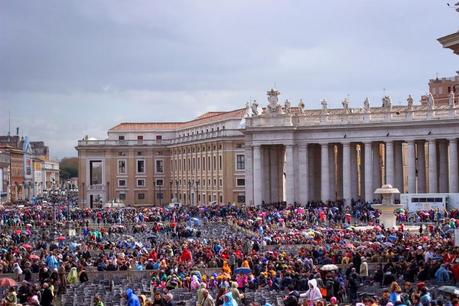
[394, 141, 403, 193]
[244, 146, 254, 205]
[285, 145, 295, 204]
[439, 140, 449, 193]
[321, 143, 330, 202]
[417, 141, 426, 193]
[407, 140, 416, 193]
[350, 143, 359, 200]
[270, 146, 279, 203]
[372, 143, 381, 192]
[298, 144, 309, 204]
[428, 139, 438, 193]
[385, 141, 394, 186]
[364, 142, 373, 202]
[329, 144, 336, 201]
[253, 145, 262, 206]
[449, 138, 458, 193]
[342, 142, 351, 206]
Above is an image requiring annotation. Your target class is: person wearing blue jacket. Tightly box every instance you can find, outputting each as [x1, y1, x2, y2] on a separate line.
[126, 288, 141, 306]
[435, 264, 451, 283]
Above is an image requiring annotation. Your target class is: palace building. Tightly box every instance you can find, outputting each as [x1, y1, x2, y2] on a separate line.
[77, 87, 459, 207]
[76, 110, 246, 208]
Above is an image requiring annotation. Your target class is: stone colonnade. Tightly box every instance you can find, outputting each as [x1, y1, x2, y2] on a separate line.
[245, 138, 459, 205]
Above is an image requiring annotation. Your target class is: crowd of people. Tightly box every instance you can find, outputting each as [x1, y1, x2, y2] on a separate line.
[0, 197, 457, 305]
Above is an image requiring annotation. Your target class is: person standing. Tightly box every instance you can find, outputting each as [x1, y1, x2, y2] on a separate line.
[94, 294, 104, 306]
[40, 283, 54, 306]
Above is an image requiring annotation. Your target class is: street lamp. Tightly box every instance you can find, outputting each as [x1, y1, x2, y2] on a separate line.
[196, 180, 200, 205]
[188, 180, 192, 205]
[175, 180, 179, 202]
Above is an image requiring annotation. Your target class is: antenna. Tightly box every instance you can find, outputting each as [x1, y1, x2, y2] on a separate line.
[383, 88, 387, 96]
[8, 111, 11, 136]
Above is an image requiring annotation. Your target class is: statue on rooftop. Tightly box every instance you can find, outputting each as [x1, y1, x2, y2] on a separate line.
[363, 97, 370, 113]
[321, 99, 328, 114]
[449, 90, 455, 108]
[407, 95, 414, 111]
[382, 96, 392, 109]
[298, 99, 305, 113]
[427, 92, 435, 110]
[251, 100, 259, 116]
[284, 99, 291, 113]
[342, 97, 350, 113]
[266, 88, 282, 113]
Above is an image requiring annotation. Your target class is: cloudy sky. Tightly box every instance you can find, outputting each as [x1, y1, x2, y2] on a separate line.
[0, 1, 457, 158]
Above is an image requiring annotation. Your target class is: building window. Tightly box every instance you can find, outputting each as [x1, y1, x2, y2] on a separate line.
[219, 179, 223, 187]
[213, 156, 216, 169]
[213, 179, 217, 187]
[208, 195, 212, 202]
[219, 155, 222, 170]
[156, 160, 164, 173]
[137, 135, 143, 140]
[156, 135, 162, 140]
[118, 160, 126, 174]
[208, 179, 211, 187]
[156, 179, 163, 186]
[157, 192, 164, 200]
[89, 160, 102, 185]
[202, 157, 206, 170]
[119, 193, 126, 201]
[137, 179, 145, 187]
[236, 154, 245, 170]
[237, 195, 245, 203]
[236, 178, 245, 187]
[138, 193, 145, 200]
[118, 135, 125, 140]
[137, 160, 145, 174]
[219, 195, 223, 203]
[118, 179, 126, 187]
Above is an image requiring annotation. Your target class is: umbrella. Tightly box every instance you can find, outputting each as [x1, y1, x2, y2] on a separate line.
[29, 254, 40, 260]
[0, 278, 16, 287]
[22, 243, 32, 250]
[320, 264, 339, 271]
[234, 267, 251, 275]
[438, 286, 459, 296]
[57, 236, 66, 241]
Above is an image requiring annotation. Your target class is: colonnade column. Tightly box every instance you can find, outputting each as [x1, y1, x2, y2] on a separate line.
[417, 141, 426, 193]
[428, 139, 438, 193]
[244, 146, 254, 205]
[449, 138, 458, 193]
[364, 142, 373, 202]
[321, 143, 330, 202]
[407, 140, 416, 193]
[298, 144, 308, 205]
[253, 145, 262, 206]
[385, 141, 394, 186]
[393, 141, 403, 193]
[439, 140, 449, 193]
[350, 144, 358, 200]
[285, 145, 295, 204]
[342, 142, 351, 206]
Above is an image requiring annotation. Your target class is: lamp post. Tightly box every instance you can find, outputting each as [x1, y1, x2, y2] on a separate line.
[196, 181, 200, 205]
[169, 181, 173, 201]
[175, 180, 179, 202]
[188, 180, 192, 205]
[159, 184, 162, 206]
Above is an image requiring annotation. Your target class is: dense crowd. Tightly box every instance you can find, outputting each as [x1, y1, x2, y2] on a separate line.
[0, 198, 457, 305]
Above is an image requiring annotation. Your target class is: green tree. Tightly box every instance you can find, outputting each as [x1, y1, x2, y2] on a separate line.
[60, 157, 78, 180]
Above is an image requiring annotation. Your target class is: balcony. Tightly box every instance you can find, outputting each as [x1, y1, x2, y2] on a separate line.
[88, 184, 105, 191]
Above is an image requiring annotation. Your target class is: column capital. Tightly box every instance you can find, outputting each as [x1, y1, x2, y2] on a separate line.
[342, 141, 351, 147]
[428, 138, 436, 144]
[448, 137, 457, 142]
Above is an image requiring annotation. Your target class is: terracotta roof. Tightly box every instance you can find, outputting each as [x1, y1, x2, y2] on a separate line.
[109, 108, 245, 132]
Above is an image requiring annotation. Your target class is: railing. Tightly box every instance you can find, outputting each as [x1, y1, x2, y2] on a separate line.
[247, 105, 459, 128]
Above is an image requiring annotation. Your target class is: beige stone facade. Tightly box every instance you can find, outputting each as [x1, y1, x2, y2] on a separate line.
[76, 109, 246, 208]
